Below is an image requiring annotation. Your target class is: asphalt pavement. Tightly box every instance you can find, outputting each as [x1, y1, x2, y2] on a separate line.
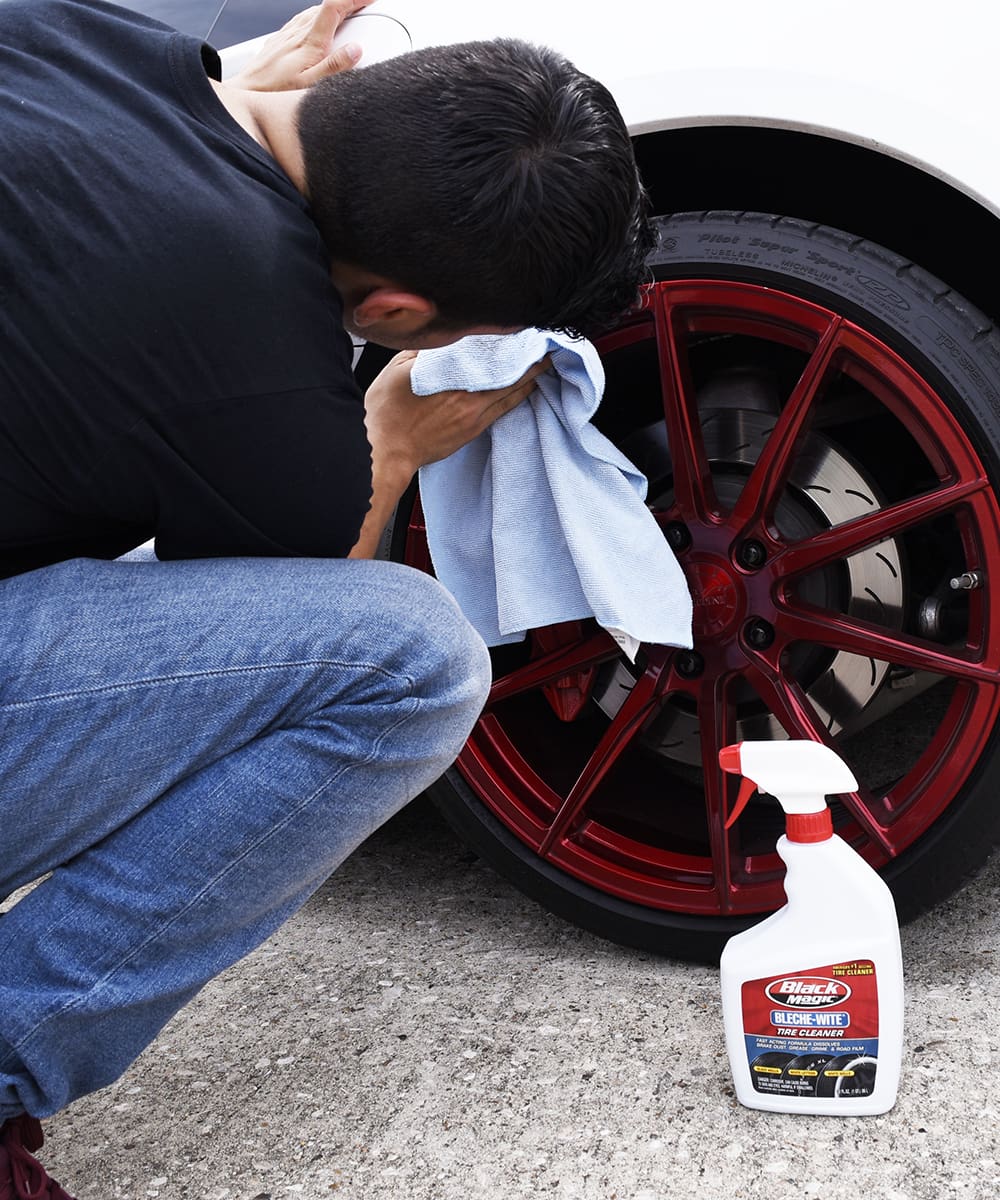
[22, 795, 1000, 1200]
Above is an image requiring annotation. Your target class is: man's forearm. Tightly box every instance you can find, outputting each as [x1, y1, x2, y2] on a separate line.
[348, 461, 414, 559]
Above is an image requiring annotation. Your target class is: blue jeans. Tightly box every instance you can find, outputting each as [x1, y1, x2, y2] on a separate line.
[0, 554, 491, 1119]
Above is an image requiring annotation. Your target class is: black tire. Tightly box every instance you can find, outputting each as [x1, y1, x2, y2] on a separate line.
[423, 212, 1000, 963]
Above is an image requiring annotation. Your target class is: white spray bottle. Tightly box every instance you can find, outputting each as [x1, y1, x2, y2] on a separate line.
[718, 740, 904, 1115]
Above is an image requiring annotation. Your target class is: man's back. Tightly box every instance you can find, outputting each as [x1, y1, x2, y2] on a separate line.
[0, 0, 371, 577]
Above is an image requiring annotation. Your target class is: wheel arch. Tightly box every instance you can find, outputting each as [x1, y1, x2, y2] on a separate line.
[631, 124, 1000, 325]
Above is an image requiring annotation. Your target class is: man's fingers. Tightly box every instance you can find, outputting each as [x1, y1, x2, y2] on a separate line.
[507, 353, 552, 393]
[276, 6, 319, 34]
[478, 355, 552, 423]
[307, 0, 374, 48]
[301, 41, 362, 83]
[297, 0, 375, 80]
[498, 354, 553, 402]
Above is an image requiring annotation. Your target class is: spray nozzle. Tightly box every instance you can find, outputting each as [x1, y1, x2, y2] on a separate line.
[719, 740, 859, 841]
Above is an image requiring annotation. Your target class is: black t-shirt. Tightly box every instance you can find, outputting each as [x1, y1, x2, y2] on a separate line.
[0, 0, 372, 578]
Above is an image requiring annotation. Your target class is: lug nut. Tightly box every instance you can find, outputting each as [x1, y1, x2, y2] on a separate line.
[675, 650, 705, 678]
[744, 619, 775, 650]
[665, 523, 692, 553]
[738, 540, 767, 570]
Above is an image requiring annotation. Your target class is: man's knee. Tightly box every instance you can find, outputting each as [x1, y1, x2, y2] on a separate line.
[371, 562, 492, 719]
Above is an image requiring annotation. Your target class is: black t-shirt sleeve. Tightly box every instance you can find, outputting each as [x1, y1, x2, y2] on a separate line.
[93, 385, 374, 562]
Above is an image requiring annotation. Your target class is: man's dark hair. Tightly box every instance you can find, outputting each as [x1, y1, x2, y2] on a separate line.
[297, 39, 654, 337]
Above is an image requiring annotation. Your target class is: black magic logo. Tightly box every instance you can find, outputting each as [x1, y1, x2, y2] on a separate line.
[765, 976, 852, 1009]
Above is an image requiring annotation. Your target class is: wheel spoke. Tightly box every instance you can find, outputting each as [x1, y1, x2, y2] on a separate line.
[778, 606, 1000, 683]
[486, 629, 621, 707]
[731, 316, 844, 534]
[652, 285, 720, 523]
[743, 650, 896, 854]
[744, 653, 833, 744]
[538, 666, 662, 855]
[775, 477, 990, 577]
[696, 673, 740, 913]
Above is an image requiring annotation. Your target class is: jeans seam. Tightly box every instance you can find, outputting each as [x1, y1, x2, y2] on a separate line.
[8, 676, 422, 1057]
[0, 658, 410, 712]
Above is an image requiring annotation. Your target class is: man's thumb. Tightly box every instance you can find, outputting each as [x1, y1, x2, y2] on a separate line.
[305, 41, 363, 84]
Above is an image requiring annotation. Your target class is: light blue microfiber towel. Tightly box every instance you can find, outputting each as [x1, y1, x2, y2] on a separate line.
[413, 329, 693, 659]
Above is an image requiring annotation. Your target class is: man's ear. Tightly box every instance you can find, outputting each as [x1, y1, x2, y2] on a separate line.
[351, 287, 437, 333]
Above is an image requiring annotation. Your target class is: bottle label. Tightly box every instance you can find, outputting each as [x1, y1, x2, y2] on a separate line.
[740, 960, 879, 1100]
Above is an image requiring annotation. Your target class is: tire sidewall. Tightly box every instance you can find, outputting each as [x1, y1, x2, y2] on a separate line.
[650, 213, 1000, 477]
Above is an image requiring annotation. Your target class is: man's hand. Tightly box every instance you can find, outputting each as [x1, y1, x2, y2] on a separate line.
[364, 350, 551, 481]
[348, 351, 551, 558]
[228, 0, 375, 92]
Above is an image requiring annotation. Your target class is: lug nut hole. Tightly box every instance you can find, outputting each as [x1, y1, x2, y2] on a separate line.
[738, 540, 767, 570]
[744, 619, 775, 650]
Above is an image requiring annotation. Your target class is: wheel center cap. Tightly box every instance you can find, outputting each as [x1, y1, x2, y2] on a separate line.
[684, 556, 744, 639]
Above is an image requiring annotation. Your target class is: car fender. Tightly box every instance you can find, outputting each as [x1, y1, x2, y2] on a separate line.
[266, 0, 1000, 218]
[613, 64, 1000, 219]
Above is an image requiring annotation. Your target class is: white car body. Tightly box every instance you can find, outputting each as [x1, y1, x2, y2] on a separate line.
[223, 0, 1000, 221]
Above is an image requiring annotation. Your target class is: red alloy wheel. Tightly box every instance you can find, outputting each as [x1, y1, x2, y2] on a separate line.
[402, 215, 1000, 957]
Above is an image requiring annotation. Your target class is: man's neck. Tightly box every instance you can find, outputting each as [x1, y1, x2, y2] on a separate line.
[209, 80, 308, 195]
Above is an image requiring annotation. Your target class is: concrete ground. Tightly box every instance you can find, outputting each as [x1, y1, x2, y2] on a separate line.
[24, 796, 1000, 1200]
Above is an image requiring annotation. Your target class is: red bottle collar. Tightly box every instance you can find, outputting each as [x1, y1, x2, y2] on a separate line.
[786, 810, 834, 843]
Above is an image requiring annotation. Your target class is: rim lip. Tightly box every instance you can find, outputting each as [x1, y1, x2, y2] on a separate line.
[425, 279, 1000, 918]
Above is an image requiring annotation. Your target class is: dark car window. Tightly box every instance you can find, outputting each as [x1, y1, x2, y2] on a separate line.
[208, 0, 305, 47]
[122, 0, 225, 40]
[120, 1, 301, 46]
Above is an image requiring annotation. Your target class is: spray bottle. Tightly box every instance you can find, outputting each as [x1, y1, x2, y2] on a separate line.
[718, 740, 904, 1115]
